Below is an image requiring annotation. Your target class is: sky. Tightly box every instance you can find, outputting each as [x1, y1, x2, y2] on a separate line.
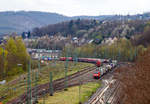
[0, 0, 150, 16]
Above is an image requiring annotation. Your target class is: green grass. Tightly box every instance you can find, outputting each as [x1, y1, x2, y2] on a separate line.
[37, 61, 94, 84]
[0, 61, 94, 104]
[38, 82, 101, 104]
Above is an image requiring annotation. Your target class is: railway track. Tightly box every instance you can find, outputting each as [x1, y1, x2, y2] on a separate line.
[86, 79, 120, 104]
[7, 62, 126, 104]
[88, 80, 115, 103]
[85, 62, 129, 104]
[7, 66, 97, 104]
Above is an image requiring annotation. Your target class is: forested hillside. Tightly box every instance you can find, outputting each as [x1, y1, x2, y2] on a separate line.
[32, 19, 150, 43]
[0, 11, 150, 35]
[0, 11, 70, 34]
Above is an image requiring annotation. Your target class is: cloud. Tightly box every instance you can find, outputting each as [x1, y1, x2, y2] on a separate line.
[0, 0, 150, 16]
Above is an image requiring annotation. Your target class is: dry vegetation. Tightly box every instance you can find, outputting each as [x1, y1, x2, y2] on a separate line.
[115, 47, 150, 104]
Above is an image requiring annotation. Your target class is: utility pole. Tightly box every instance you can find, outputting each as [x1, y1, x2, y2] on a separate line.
[118, 48, 121, 62]
[78, 52, 81, 104]
[37, 45, 41, 73]
[78, 64, 82, 104]
[134, 46, 137, 61]
[79, 79, 81, 104]
[2, 48, 5, 80]
[27, 60, 32, 104]
[34, 71, 38, 103]
[38, 51, 41, 73]
[104, 48, 106, 59]
[74, 51, 78, 66]
[43, 89, 46, 104]
[75, 53, 78, 65]
[54, 42, 56, 66]
[64, 48, 69, 91]
[49, 72, 53, 96]
[34, 54, 40, 104]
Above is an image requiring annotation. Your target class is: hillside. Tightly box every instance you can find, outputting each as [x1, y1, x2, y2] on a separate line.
[0, 11, 70, 34]
[24, 19, 150, 52]
[32, 19, 149, 41]
[0, 11, 150, 35]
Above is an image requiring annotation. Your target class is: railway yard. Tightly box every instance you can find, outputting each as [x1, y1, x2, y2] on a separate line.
[0, 4, 150, 104]
[1, 57, 127, 104]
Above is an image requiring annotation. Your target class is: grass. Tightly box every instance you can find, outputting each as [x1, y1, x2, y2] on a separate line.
[38, 82, 101, 104]
[0, 61, 94, 104]
[37, 61, 94, 84]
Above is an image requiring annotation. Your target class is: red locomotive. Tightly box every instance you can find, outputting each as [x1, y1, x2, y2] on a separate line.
[93, 71, 100, 79]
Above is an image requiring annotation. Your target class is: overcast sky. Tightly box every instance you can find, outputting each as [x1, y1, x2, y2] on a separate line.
[0, 0, 150, 16]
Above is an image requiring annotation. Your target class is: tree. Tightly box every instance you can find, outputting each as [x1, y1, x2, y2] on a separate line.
[4, 37, 29, 77]
[15, 37, 29, 71]
[0, 47, 8, 80]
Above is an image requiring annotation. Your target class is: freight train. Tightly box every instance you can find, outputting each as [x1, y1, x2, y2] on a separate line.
[93, 60, 117, 79]
[59, 57, 117, 79]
